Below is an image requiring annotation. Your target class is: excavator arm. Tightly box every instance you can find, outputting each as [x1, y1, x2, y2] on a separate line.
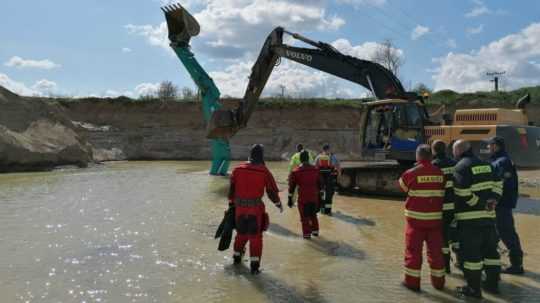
[209, 27, 417, 138]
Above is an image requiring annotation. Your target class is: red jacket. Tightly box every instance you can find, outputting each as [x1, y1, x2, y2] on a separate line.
[289, 164, 321, 204]
[228, 162, 281, 204]
[398, 160, 445, 228]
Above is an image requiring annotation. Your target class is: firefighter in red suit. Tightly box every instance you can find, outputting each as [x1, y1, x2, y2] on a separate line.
[288, 150, 322, 239]
[228, 144, 283, 274]
[398, 144, 446, 291]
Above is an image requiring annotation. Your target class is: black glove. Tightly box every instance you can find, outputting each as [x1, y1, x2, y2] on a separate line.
[288, 194, 294, 208]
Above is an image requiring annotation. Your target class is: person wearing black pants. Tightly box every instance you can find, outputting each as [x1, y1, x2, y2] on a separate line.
[488, 136, 524, 275]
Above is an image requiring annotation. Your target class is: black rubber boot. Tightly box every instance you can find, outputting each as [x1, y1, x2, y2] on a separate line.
[233, 251, 243, 265]
[456, 286, 482, 299]
[503, 255, 524, 275]
[250, 261, 260, 275]
[444, 254, 451, 274]
[482, 281, 500, 294]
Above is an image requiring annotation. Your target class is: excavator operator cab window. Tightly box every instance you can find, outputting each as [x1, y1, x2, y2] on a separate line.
[364, 102, 424, 152]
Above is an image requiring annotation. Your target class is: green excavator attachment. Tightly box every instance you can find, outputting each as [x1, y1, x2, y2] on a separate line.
[161, 3, 200, 45]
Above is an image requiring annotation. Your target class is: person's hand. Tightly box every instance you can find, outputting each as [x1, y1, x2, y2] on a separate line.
[287, 195, 294, 208]
[486, 199, 497, 211]
[276, 202, 284, 213]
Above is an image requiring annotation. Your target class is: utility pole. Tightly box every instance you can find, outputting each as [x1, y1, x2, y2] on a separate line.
[279, 84, 286, 98]
[486, 71, 506, 92]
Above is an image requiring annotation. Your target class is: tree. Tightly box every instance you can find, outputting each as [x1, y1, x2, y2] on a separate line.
[181, 86, 196, 101]
[157, 81, 178, 100]
[413, 83, 432, 96]
[371, 39, 404, 77]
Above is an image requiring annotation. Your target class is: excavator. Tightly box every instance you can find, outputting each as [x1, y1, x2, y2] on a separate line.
[162, 4, 540, 195]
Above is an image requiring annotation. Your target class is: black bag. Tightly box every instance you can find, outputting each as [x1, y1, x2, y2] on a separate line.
[215, 206, 236, 251]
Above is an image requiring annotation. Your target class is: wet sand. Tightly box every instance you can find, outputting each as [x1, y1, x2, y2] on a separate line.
[1, 161, 539, 302]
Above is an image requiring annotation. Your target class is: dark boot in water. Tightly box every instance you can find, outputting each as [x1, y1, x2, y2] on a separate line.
[502, 265, 524, 275]
[456, 286, 482, 299]
[250, 261, 260, 275]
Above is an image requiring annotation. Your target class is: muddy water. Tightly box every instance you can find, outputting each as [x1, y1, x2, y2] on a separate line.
[1, 161, 540, 303]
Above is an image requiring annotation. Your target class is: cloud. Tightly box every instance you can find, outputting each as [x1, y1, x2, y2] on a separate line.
[134, 82, 160, 96]
[433, 23, 540, 92]
[331, 38, 403, 60]
[411, 25, 430, 40]
[122, 47, 133, 53]
[127, 0, 346, 58]
[446, 39, 457, 49]
[466, 24, 484, 35]
[336, 0, 386, 8]
[4, 56, 61, 70]
[0, 73, 60, 96]
[465, 0, 506, 18]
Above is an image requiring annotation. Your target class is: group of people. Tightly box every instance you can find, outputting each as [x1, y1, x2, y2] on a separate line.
[226, 143, 340, 274]
[399, 137, 524, 299]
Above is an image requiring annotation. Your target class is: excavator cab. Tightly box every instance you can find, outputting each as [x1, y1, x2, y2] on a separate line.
[363, 100, 427, 162]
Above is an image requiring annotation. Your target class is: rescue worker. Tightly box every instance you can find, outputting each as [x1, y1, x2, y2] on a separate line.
[487, 136, 524, 275]
[228, 144, 283, 274]
[453, 140, 501, 298]
[289, 143, 314, 172]
[399, 144, 446, 292]
[431, 140, 457, 273]
[315, 144, 340, 215]
[288, 150, 322, 239]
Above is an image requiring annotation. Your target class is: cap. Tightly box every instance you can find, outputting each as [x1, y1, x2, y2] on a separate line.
[486, 136, 505, 147]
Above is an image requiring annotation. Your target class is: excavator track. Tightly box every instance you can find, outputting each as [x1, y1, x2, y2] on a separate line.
[337, 162, 408, 196]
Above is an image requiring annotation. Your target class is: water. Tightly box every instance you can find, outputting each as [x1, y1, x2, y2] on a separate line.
[1, 161, 539, 302]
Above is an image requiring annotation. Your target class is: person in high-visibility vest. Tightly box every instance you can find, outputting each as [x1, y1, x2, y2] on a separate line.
[453, 140, 502, 298]
[431, 140, 457, 273]
[315, 144, 340, 215]
[398, 144, 446, 292]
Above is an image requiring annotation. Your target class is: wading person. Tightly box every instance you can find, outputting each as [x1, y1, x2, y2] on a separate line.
[228, 144, 283, 274]
[431, 140, 457, 273]
[488, 136, 524, 275]
[398, 144, 446, 292]
[288, 150, 322, 239]
[453, 140, 501, 298]
[315, 144, 340, 215]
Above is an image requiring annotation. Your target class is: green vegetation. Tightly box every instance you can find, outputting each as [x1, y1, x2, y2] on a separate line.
[426, 86, 540, 106]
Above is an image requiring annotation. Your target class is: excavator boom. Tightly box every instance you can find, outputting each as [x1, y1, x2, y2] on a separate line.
[208, 27, 417, 138]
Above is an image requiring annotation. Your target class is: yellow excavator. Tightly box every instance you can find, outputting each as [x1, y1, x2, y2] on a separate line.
[167, 5, 539, 195]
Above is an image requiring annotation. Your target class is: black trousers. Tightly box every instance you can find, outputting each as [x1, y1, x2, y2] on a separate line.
[496, 207, 524, 265]
[459, 224, 501, 291]
[320, 171, 336, 213]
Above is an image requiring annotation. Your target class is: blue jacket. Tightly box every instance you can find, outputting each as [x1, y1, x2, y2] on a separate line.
[490, 150, 519, 209]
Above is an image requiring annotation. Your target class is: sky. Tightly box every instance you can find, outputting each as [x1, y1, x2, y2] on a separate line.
[1, 0, 539, 98]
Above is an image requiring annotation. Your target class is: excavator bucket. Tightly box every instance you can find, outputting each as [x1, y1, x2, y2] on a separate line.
[206, 109, 241, 139]
[161, 3, 200, 44]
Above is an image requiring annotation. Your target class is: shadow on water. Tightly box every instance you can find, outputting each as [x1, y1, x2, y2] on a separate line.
[268, 223, 365, 261]
[515, 197, 540, 216]
[224, 264, 330, 303]
[331, 211, 376, 227]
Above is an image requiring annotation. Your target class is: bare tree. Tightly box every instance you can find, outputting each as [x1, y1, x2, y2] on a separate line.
[413, 82, 432, 95]
[371, 39, 404, 77]
[157, 81, 178, 100]
[181, 86, 196, 101]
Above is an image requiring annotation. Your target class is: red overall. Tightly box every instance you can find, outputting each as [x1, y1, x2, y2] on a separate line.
[228, 162, 280, 263]
[398, 160, 446, 290]
[289, 164, 321, 237]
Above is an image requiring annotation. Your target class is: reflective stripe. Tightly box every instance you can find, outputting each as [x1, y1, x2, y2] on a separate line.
[484, 258, 501, 266]
[493, 181, 503, 188]
[405, 210, 442, 220]
[417, 175, 444, 183]
[442, 247, 450, 254]
[455, 187, 472, 197]
[443, 203, 455, 210]
[325, 205, 332, 209]
[455, 210, 493, 220]
[445, 181, 454, 188]
[399, 178, 408, 192]
[441, 167, 455, 174]
[250, 256, 260, 262]
[431, 268, 445, 277]
[404, 267, 421, 278]
[472, 165, 492, 175]
[464, 261, 483, 271]
[492, 186, 503, 195]
[466, 194, 479, 206]
[408, 189, 445, 197]
[487, 210, 496, 218]
[451, 242, 460, 249]
[233, 252, 242, 256]
[471, 181, 494, 192]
